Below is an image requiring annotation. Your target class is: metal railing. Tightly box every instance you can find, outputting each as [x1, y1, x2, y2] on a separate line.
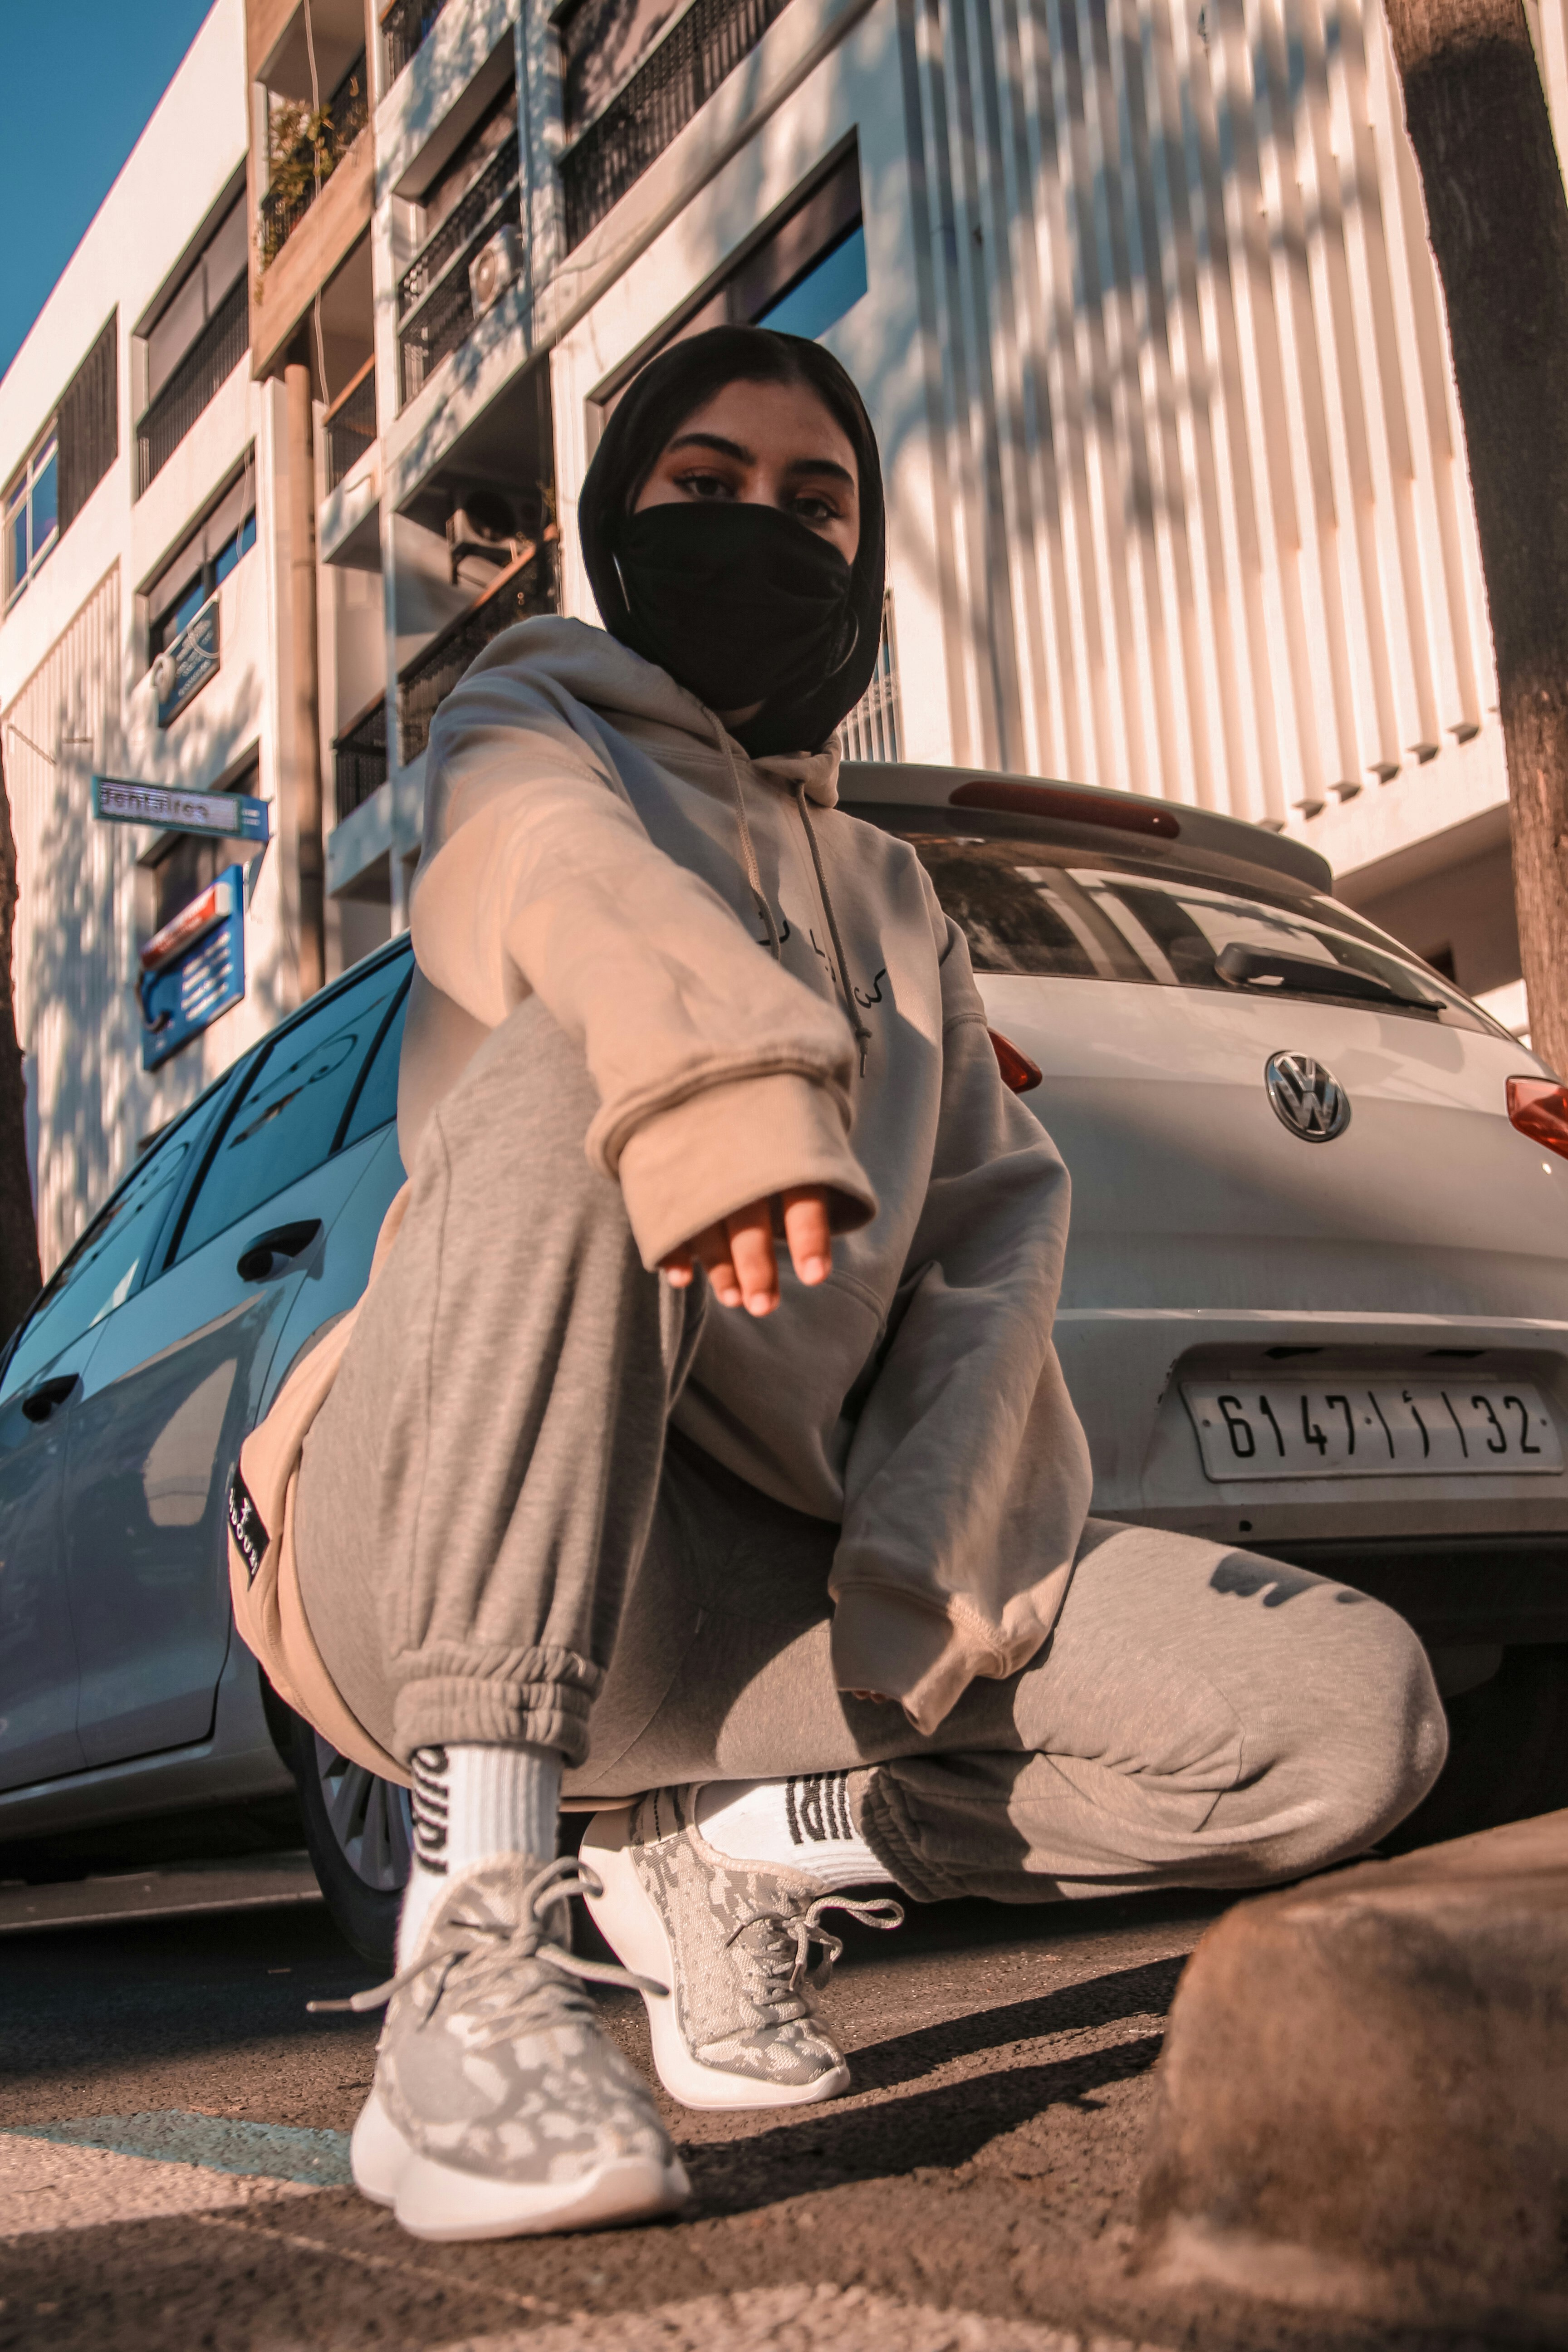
[259, 53, 370, 266]
[560, 0, 794, 250]
[399, 133, 519, 315]
[397, 139, 522, 405]
[398, 539, 559, 762]
[136, 278, 249, 495]
[382, 0, 450, 83]
[838, 596, 903, 764]
[333, 697, 389, 825]
[325, 359, 378, 494]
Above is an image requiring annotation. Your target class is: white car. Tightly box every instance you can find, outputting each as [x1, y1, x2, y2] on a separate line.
[2, 760, 1564, 1957]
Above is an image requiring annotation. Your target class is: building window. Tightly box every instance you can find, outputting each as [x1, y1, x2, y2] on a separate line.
[755, 221, 867, 340]
[595, 146, 866, 415]
[137, 193, 249, 495]
[4, 429, 58, 608]
[3, 314, 120, 609]
[144, 462, 257, 664]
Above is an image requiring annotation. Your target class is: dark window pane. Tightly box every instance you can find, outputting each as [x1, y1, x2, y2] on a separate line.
[340, 975, 411, 1148]
[859, 808, 1497, 1032]
[31, 448, 58, 549]
[175, 963, 407, 1261]
[0, 1124, 200, 1399]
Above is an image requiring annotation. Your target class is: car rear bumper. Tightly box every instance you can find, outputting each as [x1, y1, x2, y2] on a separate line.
[1056, 1307, 1568, 1545]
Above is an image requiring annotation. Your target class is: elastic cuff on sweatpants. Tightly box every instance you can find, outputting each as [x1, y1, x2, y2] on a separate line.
[850, 1767, 970, 1904]
[391, 1644, 600, 1768]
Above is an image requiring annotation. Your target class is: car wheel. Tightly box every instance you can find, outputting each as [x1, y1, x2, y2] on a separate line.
[291, 1724, 412, 1967]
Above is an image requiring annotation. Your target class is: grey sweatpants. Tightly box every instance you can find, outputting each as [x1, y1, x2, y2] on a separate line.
[295, 998, 1448, 1905]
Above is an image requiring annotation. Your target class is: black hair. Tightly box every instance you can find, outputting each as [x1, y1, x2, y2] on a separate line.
[578, 325, 886, 755]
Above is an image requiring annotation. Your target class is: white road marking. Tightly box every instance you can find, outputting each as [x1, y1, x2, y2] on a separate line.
[0, 2136, 328, 2236]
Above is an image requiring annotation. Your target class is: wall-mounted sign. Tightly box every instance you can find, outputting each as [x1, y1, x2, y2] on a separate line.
[93, 775, 270, 844]
[153, 596, 220, 727]
[139, 865, 246, 1071]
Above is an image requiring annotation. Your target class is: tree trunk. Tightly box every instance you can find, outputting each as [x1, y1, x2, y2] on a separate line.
[1382, 0, 1568, 1077]
[0, 735, 41, 1338]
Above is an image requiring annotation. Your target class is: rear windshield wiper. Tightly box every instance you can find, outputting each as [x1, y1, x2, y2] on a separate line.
[1214, 941, 1438, 1010]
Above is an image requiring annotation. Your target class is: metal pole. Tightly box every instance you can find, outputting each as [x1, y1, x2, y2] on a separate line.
[285, 362, 325, 999]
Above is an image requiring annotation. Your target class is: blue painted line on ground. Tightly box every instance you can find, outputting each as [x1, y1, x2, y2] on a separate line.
[1, 2112, 353, 2186]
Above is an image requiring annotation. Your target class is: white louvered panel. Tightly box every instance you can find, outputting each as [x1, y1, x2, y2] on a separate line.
[895, 0, 1508, 828]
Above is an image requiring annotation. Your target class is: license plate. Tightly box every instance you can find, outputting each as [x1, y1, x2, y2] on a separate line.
[1181, 1379, 1562, 1481]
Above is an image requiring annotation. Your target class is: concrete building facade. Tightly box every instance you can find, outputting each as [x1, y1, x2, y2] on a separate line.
[3, 0, 1555, 1270]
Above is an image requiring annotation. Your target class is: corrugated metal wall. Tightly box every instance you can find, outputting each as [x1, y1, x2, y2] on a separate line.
[4, 567, 132, 1276]
[895, 0, 1495, 820]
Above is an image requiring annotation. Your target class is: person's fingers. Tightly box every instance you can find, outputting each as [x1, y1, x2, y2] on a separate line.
[725, 1201, 780, 1315]
[666, 1219, 742, 1307]
[781, 1187, 833, 1286]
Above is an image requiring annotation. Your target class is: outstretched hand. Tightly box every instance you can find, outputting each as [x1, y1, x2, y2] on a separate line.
[661, 1186, 832, 1316]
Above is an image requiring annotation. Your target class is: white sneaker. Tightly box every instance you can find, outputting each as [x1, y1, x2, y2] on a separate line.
[313, 1854, 688, 2241]
[581, 1788, 902, 2113]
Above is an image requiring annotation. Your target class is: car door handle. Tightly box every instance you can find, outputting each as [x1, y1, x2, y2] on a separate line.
[21, 1373, 80, 1423]
[236, 1220, 323, 1283]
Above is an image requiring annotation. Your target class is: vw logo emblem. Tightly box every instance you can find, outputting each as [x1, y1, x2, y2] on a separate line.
[1265, 1052, 1351, 1142]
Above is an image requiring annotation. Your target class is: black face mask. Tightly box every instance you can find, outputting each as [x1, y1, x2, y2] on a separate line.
[606, 501, 858, 724]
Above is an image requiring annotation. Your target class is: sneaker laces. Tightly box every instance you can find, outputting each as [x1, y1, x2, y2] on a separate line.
[727, 1892, 904, 2005]
[307, 1857, 667, 2043]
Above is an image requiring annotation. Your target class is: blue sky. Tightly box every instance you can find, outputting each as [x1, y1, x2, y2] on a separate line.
[0, 1, 218, 385]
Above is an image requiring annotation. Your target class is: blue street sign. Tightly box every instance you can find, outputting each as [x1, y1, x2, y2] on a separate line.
[93, 775, 270, 843]
[139, 865, 247, 1071]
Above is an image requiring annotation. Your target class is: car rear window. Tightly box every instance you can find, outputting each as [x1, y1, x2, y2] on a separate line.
[852, 808, 1498, 1035]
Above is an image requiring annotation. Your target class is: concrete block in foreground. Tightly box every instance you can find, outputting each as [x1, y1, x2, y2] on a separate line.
[1136, 1809, 1568, 2328]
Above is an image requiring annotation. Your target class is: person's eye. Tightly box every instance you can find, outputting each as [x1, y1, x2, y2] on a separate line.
[676, 471, 734, 500]
[791, 493, 838, 524]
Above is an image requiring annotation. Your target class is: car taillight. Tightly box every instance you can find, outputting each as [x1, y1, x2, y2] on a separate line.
[988, 1029, 1043, 1093]
[1507, 1076, 1568, 1162]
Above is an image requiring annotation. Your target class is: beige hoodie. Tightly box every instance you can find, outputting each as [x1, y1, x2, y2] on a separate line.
[402, 616, 1092, 1734]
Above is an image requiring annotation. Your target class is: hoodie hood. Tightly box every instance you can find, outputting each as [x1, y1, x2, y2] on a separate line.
[576, 326, 887, 757]
[462, 615, 843, 807]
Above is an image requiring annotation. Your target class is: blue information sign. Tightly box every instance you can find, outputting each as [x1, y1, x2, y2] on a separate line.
[139, 865, 247, 1071]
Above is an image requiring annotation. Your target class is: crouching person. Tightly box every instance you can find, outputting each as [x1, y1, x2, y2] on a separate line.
[243, 327, 1446, 2242]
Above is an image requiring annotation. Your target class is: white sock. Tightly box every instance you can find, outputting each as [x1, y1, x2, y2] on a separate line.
[696, 1773, 893, 1892]
[397, 1742, 563, 1965]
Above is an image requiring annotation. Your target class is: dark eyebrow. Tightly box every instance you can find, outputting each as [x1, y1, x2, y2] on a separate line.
[664, 433, 857, 492]
[666, 432, 754, 462]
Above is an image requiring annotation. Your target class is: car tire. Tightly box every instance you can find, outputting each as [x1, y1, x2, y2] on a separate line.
[284, 1713, 412, 1968]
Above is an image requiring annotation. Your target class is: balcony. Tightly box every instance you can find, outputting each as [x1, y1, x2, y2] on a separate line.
[325, 358, 378, 494]
[397, 132, 521, 405]
[397, 536, 559, 762]
[381, 0, 451, 83]
[136, 279, 249, 495]
[560, 0, 794, 250]
[333, 696, 390, 823]
[259, 51, 370, 267]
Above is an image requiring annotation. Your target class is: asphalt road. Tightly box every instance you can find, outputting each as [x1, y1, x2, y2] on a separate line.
[0, 1858, 1493, 2352]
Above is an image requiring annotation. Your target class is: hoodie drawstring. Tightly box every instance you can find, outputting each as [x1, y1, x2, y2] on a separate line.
[707, 713, 872, 1077]
[709, 714, 781, 960]
[793, 778, 872, 1078]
